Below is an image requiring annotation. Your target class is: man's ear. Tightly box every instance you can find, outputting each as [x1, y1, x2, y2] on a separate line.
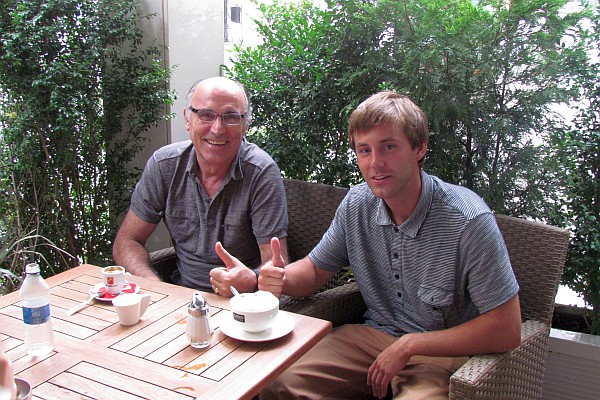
[416, 141, 428, 160]
[183, 108, 190, 130]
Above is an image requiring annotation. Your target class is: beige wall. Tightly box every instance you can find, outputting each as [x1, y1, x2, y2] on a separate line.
[129, 1, 312, 251]
[131, 0, 225, 252]
[166, 0, 226, 143]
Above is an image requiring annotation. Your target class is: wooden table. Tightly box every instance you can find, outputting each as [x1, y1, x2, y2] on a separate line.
[0, 265, 332, 399]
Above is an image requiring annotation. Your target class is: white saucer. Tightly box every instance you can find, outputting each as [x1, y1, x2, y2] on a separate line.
[89, 282, 139, 302]
[220, 311, 295, 342]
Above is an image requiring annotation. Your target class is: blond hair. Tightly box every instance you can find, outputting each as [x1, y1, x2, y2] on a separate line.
[348, 91, 428, 166]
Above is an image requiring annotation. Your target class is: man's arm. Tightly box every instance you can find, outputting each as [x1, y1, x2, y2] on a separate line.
[367, 294, 522, 398]
[258, 237, 336, 298]
[259, 237, 289, 267]
[112, 209, 161, 281]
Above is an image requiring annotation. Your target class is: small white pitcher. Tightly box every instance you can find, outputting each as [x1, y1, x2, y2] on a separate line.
[112, 294, 151, 326]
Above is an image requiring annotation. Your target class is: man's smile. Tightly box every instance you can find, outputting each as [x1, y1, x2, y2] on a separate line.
[372, 175, 390, 181]
[206, 139, 228, 146]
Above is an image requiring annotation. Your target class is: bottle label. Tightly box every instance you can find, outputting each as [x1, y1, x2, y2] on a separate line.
[22, 304, 51, 325]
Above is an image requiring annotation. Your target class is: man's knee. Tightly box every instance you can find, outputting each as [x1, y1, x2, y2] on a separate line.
[260, 369, 301, 400]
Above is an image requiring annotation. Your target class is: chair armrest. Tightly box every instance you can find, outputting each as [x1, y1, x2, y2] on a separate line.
[449, 319, 550, 399]
[148, 247, 177, 280]
[281, 282, 367, 327]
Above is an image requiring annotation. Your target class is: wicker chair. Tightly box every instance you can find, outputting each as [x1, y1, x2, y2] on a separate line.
[149, 178, 570, 399]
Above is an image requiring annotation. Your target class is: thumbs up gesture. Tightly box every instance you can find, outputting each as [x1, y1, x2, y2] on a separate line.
[258, 237, 286, 298]
[210, 241, 257, 297]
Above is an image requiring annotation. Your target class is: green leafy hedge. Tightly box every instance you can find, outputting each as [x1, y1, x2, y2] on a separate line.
[0, 0, 175, 285]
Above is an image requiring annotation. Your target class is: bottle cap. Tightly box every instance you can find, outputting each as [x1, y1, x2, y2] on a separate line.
[25, 263, 40, 274]
[188, 292, 209, 317]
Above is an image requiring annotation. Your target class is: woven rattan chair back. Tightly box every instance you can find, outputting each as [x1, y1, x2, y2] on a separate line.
[283, 179, 349, 263]
[495, 214, 569, 325]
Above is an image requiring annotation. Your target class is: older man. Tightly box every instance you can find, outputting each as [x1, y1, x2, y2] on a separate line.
[113, 77, 288, 295]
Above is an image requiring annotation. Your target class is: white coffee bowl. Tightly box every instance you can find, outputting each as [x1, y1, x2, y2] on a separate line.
[15, 377, 32, 400]
[230, 291, 279, 333]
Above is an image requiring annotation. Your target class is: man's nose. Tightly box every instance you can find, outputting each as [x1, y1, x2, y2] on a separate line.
[210, 116, 226, 133]
[371, 150, 385, 167]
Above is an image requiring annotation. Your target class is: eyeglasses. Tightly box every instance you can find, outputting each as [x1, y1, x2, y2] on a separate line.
[189, 107, 245, 126]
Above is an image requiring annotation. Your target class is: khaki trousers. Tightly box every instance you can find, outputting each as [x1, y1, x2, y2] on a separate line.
[260, 324, 468, 400]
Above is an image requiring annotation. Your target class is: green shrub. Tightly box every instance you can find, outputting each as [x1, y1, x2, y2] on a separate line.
[0, 0, 175, 283]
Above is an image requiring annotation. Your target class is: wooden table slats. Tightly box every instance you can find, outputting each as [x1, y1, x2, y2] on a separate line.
[0, 264, 332, 399]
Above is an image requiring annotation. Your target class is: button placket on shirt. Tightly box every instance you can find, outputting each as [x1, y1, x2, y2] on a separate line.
[391, 225, 403, 301]
[195, 182, 209, 252]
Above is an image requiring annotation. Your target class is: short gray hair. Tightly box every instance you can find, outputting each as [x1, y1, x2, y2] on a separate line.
[185, 78, 253, 127]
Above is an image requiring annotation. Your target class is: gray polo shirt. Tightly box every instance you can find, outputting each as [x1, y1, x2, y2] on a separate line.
[309, 171, 519, 336]
[130, 139, 288, 291]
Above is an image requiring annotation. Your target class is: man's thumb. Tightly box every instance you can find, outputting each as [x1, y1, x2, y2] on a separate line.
[271, 237, 284, 268]
[215, 241, 236, 271]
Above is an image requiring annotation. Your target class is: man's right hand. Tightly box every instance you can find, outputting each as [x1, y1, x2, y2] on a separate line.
[258, 237, 286, 297]
[112, 209, 161, 281]
[211, 241, 257, 296]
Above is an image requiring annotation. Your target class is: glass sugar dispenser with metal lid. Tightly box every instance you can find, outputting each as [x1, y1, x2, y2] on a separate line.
[186, 292, 213, 348]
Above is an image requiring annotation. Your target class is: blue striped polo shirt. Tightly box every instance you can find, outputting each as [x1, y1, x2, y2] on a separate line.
[309, 171, 519, 336]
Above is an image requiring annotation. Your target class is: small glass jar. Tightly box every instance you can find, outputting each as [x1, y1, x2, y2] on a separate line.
[186, 292, 213, 348]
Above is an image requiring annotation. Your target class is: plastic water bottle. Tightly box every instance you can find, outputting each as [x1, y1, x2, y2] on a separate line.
[19, 263, 54, 356]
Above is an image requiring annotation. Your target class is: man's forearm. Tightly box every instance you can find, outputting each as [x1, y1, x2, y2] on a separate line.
[113, 239, 160, 280]
[282, 257, 334, 297]
[392, 295, 522, 360]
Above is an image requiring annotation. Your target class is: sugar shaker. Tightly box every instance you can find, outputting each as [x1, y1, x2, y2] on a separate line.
[186, 292, 213, 348]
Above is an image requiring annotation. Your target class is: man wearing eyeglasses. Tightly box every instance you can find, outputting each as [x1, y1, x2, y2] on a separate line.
[113, 77, 289, 296]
